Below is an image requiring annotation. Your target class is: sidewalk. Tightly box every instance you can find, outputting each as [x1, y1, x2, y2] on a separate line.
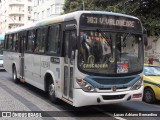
[0, 80, 43, 120]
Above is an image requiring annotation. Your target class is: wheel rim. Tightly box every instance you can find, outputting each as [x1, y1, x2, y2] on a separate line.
[49, 84, 55, 96]
[145, 90, 153, 102]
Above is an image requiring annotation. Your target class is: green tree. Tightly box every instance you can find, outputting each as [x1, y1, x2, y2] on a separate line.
[122, 0, 160, 36]
[63, 0, 160, 36]
[63, 0, 99, 13]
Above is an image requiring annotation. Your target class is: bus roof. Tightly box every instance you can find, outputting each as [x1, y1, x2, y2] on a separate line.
[6, 10, 140, 34]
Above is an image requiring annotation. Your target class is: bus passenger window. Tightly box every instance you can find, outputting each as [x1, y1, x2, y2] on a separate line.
[7, 34, 13, 50]
[13, 33, 18, 51]
[27, 30, 35, 52]
[35, 28, 46, 53]
[48, 25, 60, 54]
[4, 35, 8, 50]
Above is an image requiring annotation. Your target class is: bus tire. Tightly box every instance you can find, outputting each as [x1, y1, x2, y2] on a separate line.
[12, 66, 19, 83]
[143, 87, 156, 103]
[48, 77, 59, 104]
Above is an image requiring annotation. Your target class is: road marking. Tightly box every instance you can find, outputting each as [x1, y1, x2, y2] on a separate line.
[93, 107, 127, 120]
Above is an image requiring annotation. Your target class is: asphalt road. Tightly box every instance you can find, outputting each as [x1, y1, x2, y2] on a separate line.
[0, 70, 160, 120]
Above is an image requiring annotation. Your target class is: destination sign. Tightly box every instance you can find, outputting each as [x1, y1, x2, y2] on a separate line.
[86, 17, 135, 28]
[80, 13, 142, 32]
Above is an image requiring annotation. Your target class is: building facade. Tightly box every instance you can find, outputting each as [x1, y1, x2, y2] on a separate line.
[33, 0, 64, 21]
[0, 0, 33, 34]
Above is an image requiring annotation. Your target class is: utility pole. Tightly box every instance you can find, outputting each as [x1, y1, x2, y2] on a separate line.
[81, 0, 85, 10]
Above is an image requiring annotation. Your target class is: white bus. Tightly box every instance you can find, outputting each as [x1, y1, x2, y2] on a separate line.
[3, 11, 146, 107]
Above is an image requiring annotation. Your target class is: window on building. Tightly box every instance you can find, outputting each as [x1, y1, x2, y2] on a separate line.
[39, 0, 42, 4]
[28, 17, 31, 20]
[42, 10, 44, 19]
[14, 16, 16, 20]
[19, 16, 21, 21]
[55, 4, 63, 14]
[47, 25, 60, 54]
[28, 6, 32, 13]
[51, 4, 54, 15]
[34, 0, 38, 6]
[34, 28, 47, 53]
[47, 8, 50, 17]
[8, 25, 12, 29]
[34, 12, 37, 20]
[38, 12, 40, 20]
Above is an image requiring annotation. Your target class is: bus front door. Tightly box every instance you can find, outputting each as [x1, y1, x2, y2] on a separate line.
[63, 30, 76, 101]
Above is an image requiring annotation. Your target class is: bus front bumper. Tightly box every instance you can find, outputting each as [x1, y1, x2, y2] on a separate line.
[73, 86, 143, 107]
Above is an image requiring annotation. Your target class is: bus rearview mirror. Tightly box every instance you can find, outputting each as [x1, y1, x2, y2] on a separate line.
[144, 35, 148, 46]
[143, 28, 148, 46]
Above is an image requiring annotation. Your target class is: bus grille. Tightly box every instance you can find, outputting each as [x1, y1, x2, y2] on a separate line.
[92, 77, 134, 85]
[99, 87, 128, 90]
[102, 94, 126, 100]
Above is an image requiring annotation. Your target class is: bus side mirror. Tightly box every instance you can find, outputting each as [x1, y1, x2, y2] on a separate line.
[143, 28, 148, 46]
[144, 35, 148, 46]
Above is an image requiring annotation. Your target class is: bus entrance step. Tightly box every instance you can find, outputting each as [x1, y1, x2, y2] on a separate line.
[20, 78, 25, 83]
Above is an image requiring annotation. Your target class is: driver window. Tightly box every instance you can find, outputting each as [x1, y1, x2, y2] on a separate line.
[123, 36, 138, 55]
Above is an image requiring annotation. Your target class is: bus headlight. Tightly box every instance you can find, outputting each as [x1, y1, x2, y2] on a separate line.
[130, 78, 143, 90]
[76, 78, 97, 92]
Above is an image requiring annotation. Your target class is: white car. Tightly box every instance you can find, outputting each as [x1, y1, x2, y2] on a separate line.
[0, 55, 4, 70]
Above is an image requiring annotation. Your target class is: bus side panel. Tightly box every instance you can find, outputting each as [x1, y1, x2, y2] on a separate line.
[3, 51, 20, 76]
[23, 53, 44, 90]
[3, 51, 13, 74]
[40, 56, 63, 98]
[32, 54, 44, 90]
[24, 53, 34, 84]
[39, 55, 49, 91]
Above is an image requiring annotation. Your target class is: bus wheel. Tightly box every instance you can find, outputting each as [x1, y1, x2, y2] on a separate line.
[143, 88, 156, 103]
[12, 66, 19, 83]
[48, 78, 59, 104]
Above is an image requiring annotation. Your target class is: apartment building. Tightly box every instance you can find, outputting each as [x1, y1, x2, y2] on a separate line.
[0, 0, 33, 34]
[33, 0, 64, 21]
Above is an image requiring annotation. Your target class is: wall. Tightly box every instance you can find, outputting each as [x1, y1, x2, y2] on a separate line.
[145, 36, 160, 65]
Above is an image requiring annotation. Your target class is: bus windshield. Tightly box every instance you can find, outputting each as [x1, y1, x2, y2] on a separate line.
[78, 30, 143, 75]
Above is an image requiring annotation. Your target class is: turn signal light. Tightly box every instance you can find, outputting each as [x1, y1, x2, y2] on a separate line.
[133, 93, 142, 98]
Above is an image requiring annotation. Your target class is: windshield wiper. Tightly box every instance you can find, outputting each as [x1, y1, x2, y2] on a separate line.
[145, 74, 160, 76]
[121, 33, 131, 47]
[96, 29, 112, 47]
